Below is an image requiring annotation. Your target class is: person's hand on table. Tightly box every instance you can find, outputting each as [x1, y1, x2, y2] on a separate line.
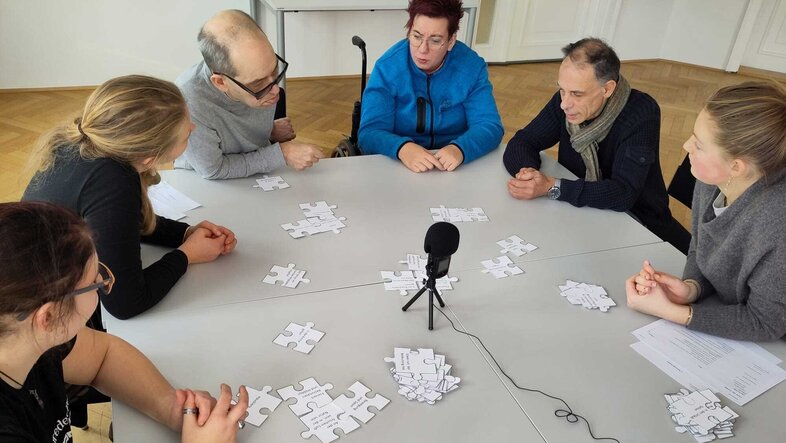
[434, 144, 464, 171]
[631, 260, 697, 305]
[186, 220, 237, 255]
[281, 141, 325, 171]
[166, 388, 217, 431]
[398, 142, 445, 173]
[179, 227, 226, 264]
[181, 384, 248, 443]
[507, 167, 555, 200]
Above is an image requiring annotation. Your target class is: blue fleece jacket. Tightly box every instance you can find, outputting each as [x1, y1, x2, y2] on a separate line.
[358, 39, 503, 164]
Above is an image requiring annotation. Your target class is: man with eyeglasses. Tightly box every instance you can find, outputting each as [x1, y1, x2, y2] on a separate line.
[358, 0, 503, 172]
[174, 9, 324, 179]
[503, 38, 690, 254]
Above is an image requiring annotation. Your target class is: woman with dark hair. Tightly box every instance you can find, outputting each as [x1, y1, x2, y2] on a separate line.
[627, 81, 786, 341]
[0, 201, 247, 442]
[358, 0, 503, 172]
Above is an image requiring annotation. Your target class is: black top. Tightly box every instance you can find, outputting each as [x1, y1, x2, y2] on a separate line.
[23, 148, 189, 320]
[503, 90, 677, 236]
[0, 342, 73, 443]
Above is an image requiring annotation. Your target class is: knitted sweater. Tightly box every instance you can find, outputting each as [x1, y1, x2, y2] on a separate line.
[358, 39, 503, 163]
[685, 170, 786, 341]
[174, 61, 286, 179]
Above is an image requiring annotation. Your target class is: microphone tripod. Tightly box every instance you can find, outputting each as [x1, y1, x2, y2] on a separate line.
[402, 261, 446, 330]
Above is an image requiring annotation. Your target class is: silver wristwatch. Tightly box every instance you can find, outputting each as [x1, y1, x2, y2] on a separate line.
[547, 179, 561, 200]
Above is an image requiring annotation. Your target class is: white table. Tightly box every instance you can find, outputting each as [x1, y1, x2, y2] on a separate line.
[140, 149, 660, 314]
[253, 0, 481, 88]
[106, 149, 785, 442]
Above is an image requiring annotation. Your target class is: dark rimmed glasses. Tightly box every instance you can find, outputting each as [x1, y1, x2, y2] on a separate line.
[214, 54, 289, 100]
[15, 262, 114, 321]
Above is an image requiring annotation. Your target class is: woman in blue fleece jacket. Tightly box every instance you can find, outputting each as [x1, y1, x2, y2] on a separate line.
[358, 0, 503, 173]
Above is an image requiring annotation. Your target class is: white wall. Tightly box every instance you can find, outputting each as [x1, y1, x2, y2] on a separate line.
[660, 0, 748, 70]
[0, 0, 246, 88]
[611, 0, 673, 61]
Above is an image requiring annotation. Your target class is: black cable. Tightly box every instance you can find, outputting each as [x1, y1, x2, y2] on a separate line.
[434, 306, 621, 443]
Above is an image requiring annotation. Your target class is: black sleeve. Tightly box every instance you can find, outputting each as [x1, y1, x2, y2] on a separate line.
[141, 215, 189, 247]
[503, 92, 563, 175]
[558, 102, 661, 211]
[82, 163, 188, 320]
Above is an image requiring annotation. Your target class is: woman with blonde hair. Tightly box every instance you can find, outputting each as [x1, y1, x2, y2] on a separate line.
[0, 201, 247, 442]
[24, 75, 236, 326]
[626, 80, 786, 341]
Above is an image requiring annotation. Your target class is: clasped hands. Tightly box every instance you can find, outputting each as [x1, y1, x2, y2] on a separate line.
[179, 220, 237, 264]
[507, 167, 555, 199]
[625, 260, 697, 324]
[398, 142, 463, 172]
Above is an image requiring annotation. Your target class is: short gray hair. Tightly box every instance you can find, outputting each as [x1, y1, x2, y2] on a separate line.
[198, 9, 263, 76]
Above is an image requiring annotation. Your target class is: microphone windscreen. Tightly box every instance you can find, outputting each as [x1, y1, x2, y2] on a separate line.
[424, 222, 460, 256]
[351, 36, 366, 48]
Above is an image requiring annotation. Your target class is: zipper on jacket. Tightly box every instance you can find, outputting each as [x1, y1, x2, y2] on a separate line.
[426, 75, 434, 149]
[416, 97, 426, 134]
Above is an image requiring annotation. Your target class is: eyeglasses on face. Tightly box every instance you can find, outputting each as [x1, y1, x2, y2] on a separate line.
[214, 54, 288, 100]
[408, 32, 447, 51]
[14, 262, 114, 321]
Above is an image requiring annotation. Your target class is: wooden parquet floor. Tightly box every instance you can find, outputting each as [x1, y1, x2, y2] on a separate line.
[2, 60, 784, 228]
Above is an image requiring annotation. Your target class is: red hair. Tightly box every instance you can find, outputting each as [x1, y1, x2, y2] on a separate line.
[406, 0, 464, 36]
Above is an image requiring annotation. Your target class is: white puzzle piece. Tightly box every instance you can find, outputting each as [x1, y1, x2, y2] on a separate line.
[333, 381, 390, 424]
[387, 348, 460, 405]
[254, 175, 290, 191]
[272, 322, 325, 354]
[281, 220, 325, 238]
[299, 402, 360, 443]
[480, 256, 524, 279]
[239, 386, 282, 427]
[263, 263, 310, 288]
[384, 347, 438, 377]
[497, 235, 538, 257]
[429, 206, 488, 222]
[299, 201, 337, 219]
[278, 377, 335, 416]
[380, 271, 419, 295]
[558, 280, 616, 312]
[665, 389, 738, 442]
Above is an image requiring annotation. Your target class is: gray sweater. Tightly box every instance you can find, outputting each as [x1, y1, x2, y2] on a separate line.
[685, 169, 786, 341]
[174, 61, 286, 179]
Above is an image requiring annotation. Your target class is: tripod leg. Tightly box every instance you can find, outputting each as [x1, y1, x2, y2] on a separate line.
[428, 289, 434, 330]
[433, 288, 446, 307]
[402, 286, 427, 311]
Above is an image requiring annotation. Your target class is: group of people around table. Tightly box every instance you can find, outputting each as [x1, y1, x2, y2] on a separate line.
[2, 1, 785, 442]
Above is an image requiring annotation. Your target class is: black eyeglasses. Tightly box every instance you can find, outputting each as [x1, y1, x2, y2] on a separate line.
[214, 54, 288, 100]
[15, 262, 114, 321]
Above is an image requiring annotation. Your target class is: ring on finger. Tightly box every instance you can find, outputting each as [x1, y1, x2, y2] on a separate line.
[182, 408, 199, 415]
[238, 420, 246, 429]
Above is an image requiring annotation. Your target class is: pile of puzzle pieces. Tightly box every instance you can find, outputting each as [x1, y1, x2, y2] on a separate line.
[665, 389, 738, 442]
[281, 201, 346, 238]
[430, 205, 489, 222]
[384, 347, 460, 405]
[380, 253, 458, 295]
[558, 279, 616, 312]
[278, 377, 390, 443]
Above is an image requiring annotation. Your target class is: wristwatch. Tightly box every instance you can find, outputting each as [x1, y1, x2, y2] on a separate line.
[547, 179, 561, 200]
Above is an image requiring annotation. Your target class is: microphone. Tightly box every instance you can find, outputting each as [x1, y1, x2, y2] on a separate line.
[351, 35, 366, 49]
[423, 222, 459, 279]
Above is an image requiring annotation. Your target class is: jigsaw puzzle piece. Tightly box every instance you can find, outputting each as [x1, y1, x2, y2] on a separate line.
[240, 386, 282, 427]
[333, 381, 390, 424]
[281, 220, 323, 238]
[254, 175, 290, 191]
[480, 256, 524, 278]
[263, 264, 310, 288]
[299, 201, 337, 219]
[383, 347, 438, 376]
[277, 377, 334, 416]
[381, 271, 419, 295]
[300, 402, 360, 443]
[272, 322, 325, 354]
